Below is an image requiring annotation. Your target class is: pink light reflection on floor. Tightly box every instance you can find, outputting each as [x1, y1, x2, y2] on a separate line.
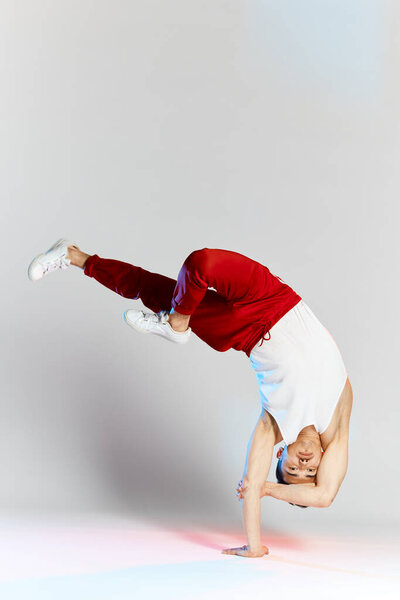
[0, 514, 399, 599]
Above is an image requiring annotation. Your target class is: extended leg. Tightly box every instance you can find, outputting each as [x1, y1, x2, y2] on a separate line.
[67, 245, 193, 343]
[70, 246, 177, 316]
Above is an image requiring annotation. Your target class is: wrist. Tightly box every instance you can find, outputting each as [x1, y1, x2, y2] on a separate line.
[247, 544, 268, 557]
[248, 545, 262, 553]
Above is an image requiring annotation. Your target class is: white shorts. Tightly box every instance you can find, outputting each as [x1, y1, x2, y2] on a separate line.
[249, 299, 348, 446]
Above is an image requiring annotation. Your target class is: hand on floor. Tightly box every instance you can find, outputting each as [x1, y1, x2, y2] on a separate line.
[221, 544, 269, 558]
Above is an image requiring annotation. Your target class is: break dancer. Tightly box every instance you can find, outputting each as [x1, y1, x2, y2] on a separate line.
[28, 239, 353, 558]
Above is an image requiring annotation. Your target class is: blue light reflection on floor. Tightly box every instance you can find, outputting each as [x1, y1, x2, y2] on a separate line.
[1, 560, 272, 600]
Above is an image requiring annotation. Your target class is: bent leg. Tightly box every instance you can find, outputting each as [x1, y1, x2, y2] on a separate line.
[171, 247, 267, 315]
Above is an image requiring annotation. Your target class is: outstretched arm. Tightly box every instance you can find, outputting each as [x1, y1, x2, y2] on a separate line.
[222, 409, 276, 557]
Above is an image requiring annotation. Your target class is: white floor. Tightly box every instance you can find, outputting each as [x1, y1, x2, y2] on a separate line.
[0, 514, 399, 600]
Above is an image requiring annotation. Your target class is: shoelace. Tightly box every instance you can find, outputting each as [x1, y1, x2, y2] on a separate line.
[43, 256, 70, 275]
[141, 310, 170, 324]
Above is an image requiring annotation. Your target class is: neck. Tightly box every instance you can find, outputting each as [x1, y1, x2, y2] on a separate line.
[296, 426, 321, 447]
[298, 425, 319, 438]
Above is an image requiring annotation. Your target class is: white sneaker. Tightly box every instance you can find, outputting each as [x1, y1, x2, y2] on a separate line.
[123, 309, 191, 344]
[28, 238, 76, 281]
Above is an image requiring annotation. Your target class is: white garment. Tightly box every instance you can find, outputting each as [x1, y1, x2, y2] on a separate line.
[249, 300, 348, 446]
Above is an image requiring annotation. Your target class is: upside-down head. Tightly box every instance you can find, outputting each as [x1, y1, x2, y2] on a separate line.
[275, 437, 324, 508]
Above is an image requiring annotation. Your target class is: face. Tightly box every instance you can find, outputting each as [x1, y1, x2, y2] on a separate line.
[280, 440, 323, 484]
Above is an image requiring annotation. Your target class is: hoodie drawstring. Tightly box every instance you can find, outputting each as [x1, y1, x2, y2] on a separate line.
[257, 319, 272, 347]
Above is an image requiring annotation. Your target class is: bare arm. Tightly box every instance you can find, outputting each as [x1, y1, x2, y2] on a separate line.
[240, 410, 276, 550]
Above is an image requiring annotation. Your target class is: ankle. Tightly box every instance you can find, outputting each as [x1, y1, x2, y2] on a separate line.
[67, 246, 90, 269]
[168, 310, 190, 332]
[169, 322, 189, 332]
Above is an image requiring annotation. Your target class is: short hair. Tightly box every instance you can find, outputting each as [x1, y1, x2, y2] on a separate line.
[276, 458, 308, 509]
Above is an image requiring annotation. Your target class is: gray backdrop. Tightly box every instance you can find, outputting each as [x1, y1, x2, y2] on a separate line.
[1, 0, 399, 536]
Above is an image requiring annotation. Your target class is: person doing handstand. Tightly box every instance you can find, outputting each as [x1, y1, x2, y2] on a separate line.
[28, 239, 353, 558]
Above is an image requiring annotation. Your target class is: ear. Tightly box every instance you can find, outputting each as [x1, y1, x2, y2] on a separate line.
[276, 447, 284, 459]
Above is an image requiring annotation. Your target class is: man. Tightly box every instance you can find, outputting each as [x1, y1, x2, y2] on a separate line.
[28, 238, 353, 558]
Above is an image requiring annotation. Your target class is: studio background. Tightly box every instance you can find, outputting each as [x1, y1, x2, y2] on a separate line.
[1, 0, 399, 539]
